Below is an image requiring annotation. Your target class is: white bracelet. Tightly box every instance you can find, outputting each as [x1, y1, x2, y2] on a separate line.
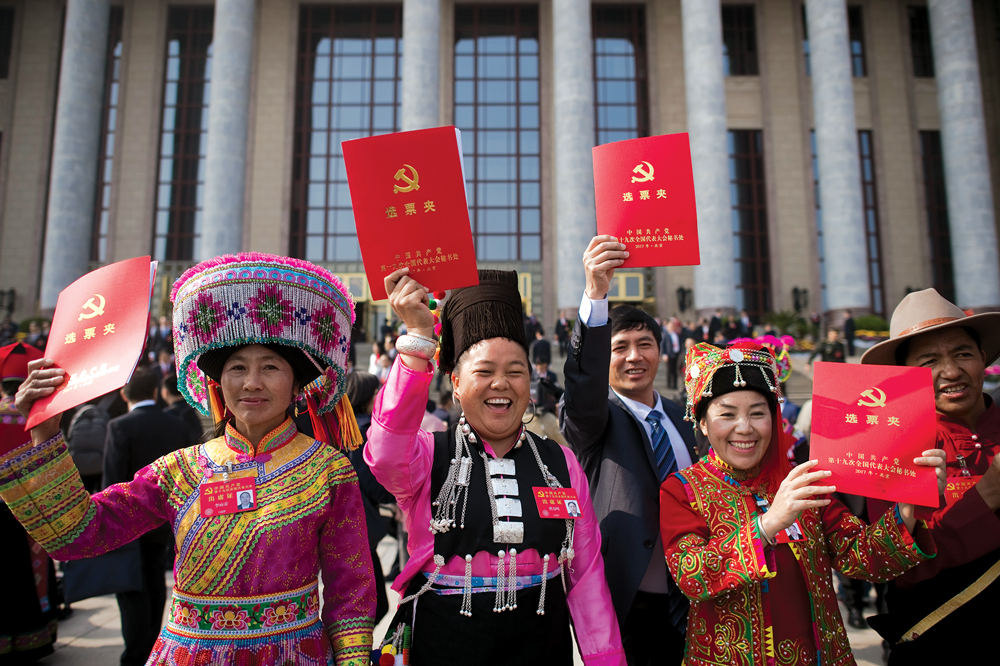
[407, 332, 438, 346]
[395, 334, 437, 361]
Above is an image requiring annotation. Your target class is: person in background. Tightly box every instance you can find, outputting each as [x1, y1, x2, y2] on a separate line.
[0, 342, 58, 665]
[805, 328, 845, 370]
[160, 372, 204, 444]
[739, 309, 753, 337]
[528, 351, 566, 447]
[23, 321, 46, 350]
[432, 394, 452, 428]
[554, 311, 572, 357]
[345, 371, 396, 625]
[529, 329, 551, 370]
[660, 319, 682, 392]
[66, 396, 111, 493]
[384, 335, 398, 361]
[560, 236, 698, 666]
[861, 289, 1000, 664]
[421, 400, 447, 432]
[375, 353, 392, 384]
[708, 310, 722, 342]
[843, 310, 856, 357]
[0, 316, 19, 346]
[368, 340, 385, 376]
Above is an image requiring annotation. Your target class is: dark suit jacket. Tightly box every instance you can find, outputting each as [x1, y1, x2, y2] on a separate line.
[104, 404, 195, 541]
[559, 321, 698, 626]
[164, 400, 205, 444]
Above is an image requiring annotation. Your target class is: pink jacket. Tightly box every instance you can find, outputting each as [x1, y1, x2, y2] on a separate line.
[365, 360, 626, 666]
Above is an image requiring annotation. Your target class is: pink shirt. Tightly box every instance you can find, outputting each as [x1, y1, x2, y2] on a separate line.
[366, 360, 625, 666]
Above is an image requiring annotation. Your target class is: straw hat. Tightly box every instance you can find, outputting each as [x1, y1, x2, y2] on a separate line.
[860, 288, 1000, 366]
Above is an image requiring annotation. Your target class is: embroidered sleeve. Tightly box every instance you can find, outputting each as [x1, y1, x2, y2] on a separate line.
[660, 474, 775, 601]
[0, 433, 172, 559]
[823, 499, 936, 583]
[321, 454, 375, 666]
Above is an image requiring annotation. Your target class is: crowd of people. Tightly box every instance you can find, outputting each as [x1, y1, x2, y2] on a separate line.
[0, 236, 996, 666]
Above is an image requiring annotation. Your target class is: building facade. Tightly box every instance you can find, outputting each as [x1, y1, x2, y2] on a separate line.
[0, 0, 997, 339]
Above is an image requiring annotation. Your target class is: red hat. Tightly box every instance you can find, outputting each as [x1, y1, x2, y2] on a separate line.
[0, 342, 43, 382]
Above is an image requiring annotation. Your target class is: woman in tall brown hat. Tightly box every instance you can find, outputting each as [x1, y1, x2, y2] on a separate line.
[365, 268, 624, 666]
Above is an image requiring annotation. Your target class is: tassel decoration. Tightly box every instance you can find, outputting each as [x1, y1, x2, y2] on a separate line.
[207, 379, 228, 425]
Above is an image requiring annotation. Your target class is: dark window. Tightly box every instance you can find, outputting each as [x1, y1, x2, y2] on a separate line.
[592, 5, 649, 144]
[848, 6, 866, 77]
[91, 7, 123, 263]
[810, 130, 827, 308]
[920, 131, 954, 300]
[0, 8, 14, 79]
[858, 131, 884, 315]
[802, 5, 811, 77]
[454, 5, 541, 262]
[909, 6, 934, 78]
[729, 130, 771, 318]
[289, 5, 403, 262]
[722, 5, 758, 76]
[152, 7, 214, 262]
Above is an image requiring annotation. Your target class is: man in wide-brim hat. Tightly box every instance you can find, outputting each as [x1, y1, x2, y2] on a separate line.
[862, 288, 1000, 664]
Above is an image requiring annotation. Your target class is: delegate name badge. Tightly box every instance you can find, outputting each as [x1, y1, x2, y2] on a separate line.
[200, 477, 257, 518]
[776, 519, 806, 544]
[533, 487, 583, 519]
[945, 476, 981, 507]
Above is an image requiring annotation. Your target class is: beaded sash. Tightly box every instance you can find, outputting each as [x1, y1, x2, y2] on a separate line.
[167, 580, 321, 639]
[423, 567, 560, 595]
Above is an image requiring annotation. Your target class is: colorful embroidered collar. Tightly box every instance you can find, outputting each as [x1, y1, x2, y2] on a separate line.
[704, 449, 767, 495]
[225, 417, 298, 458]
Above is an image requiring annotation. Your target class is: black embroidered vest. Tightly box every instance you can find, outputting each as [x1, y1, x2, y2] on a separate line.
[430, 425, 571, 561]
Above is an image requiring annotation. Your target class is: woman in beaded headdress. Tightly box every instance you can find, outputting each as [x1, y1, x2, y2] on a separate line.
[2, 254, 375, 666]
[659, 341, 948, 666]
[365, 268, 625, 666]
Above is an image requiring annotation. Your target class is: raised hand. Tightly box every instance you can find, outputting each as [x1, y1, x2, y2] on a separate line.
[15, 358, 65, 444]
[384, 268, 435, 340]
[582, 235, 628, 300]
[760, 460, 835, 541]
[899, 448, 949, 532]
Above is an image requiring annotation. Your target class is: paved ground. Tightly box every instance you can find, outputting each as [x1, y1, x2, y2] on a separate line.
[44, 346, 892, 665]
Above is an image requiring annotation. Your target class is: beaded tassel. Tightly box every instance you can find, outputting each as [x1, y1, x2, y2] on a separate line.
[536, 554, 550, 615]
[506, 548, 517, 610]
[493, 551, 507, 612]
[459, 554, 473, 617]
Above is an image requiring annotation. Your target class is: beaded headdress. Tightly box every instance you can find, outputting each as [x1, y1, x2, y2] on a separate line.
[683, 341, 784, 422]
[730, 334, 795, 384]
[171, 253, 360, 449]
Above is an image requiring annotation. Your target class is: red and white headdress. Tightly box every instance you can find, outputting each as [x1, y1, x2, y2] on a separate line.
[683, 341, 783, 422]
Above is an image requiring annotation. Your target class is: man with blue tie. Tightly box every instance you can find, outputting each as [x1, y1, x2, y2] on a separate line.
[560, 236, 698, 666]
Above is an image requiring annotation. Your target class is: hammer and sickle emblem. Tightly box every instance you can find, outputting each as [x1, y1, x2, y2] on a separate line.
[78, 294, 106, 321]
[857, 387, 887, 408]
[630, 161, 655, 183]
[393, 164, 420, 194]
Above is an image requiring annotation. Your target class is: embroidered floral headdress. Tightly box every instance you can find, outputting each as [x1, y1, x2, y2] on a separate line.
[171, 253, 360, 448]
[683, 341, 784, 422]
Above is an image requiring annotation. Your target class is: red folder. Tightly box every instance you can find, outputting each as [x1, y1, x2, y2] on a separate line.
[27, 257, 156, 429]
[342, 127, 479, 301]
[592, 133, 700, 268]
[809, 362, 938, 507]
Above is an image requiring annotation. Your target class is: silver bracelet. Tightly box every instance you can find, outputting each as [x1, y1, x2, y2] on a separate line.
[757, 515, 777, 547]
[395, 334, 437, 361]
[407, 332, 438, 346]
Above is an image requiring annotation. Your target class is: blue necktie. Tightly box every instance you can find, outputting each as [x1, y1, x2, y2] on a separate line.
[646, 410, 678, 482]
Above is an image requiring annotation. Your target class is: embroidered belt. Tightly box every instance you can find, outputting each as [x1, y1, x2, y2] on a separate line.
[422, 567, 560, 595]
[167, 580, 320, 639]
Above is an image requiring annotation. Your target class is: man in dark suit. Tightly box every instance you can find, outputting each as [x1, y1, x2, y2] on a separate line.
[842, 309, 856, 357]
[104, 368, 194, 666]
[554, 312, 572, 356]
[659, 319, 682, 391]
[707, 309, 722, 342]
[560, 236, 698, 666]
[160, 372, 204, 443]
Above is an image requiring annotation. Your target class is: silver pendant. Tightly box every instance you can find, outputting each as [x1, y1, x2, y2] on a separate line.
[491, 478, 519, 496]
[489, 458, 516, 476]
[457, 457, 472, 487]
[496, 498, 523, 518]
[493, 521, 524, 544]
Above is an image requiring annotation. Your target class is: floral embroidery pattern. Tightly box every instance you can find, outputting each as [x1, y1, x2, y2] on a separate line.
[186, 292, 227, 342]
[208, 605, 251, 631]
[226, 300, 247, 321]
[261, 602, 299, 628]
[309, 305, 341, 354]
[248, 285, 294, 336]
[171, 601, 202, 628]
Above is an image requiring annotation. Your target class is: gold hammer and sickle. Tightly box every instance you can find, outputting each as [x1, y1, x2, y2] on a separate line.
[78, 294, 106, 321]
[857, 387, 887, 408]
[393, 164, 420, 193]
[631, 161, 655, 183]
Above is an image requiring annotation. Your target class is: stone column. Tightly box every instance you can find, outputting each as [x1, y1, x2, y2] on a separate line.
[39, 0, 110, 309]
[401, 0, 440, 131]
[553, 0, 596, 309]
[805, 0, 869, 315]
[928, 0, 1000, 309]
[681, 0, 735, 314]
[201, 0, 255, 259]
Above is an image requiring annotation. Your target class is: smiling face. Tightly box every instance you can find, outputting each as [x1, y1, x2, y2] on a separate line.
[904, 327, 987, 426]
[610, 327, 660, 404]
[699, 390, 773, 470]
[452, 338, 530, 449]
[220, 345, 297, 436]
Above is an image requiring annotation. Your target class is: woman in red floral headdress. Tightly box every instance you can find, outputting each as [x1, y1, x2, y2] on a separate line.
[660, 342, 946, 666]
